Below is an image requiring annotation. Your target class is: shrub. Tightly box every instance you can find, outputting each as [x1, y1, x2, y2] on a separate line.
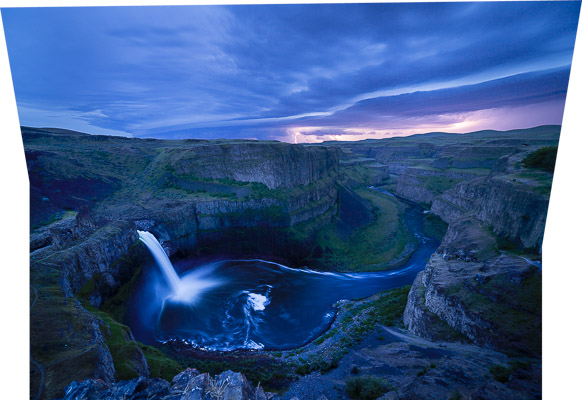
[346, 376, 389, 400]
[489, 364, 512, 383]
[521, 146, 557, 173]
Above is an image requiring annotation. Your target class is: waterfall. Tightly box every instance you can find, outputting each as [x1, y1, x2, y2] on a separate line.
[138, 230, 181, 293]
[137, 230, 223, 304]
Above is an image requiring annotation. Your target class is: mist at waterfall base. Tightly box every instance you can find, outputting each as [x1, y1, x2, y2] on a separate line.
[130, 204, 437, 351]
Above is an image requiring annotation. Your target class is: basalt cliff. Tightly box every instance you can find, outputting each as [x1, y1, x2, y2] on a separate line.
[26, 127, 340, 400]
[329, 127, 551, 359]
[24, 125, 556, 400]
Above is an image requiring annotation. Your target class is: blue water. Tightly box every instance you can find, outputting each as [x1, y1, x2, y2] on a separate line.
[128, 189, 438, 351]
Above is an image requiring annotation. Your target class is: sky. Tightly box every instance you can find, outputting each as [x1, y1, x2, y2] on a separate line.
[2, 2, 581, 143]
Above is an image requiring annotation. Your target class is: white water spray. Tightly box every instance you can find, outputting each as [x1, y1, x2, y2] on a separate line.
[138, 230, 223, 304]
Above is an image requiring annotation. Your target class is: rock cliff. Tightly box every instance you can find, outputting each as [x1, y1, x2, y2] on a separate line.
[25, 126, 556, 399]
[431, 176, 549, 249]
[324, 128, 553, 359]
[157, 142, 339, 189]
[394, 167, 483, 206]
[25, 128, 341, 399]
[404, 219, 542, 356]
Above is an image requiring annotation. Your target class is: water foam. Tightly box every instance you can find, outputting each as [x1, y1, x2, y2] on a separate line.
[138, 230, 222, 304]
[247, 292, 270, 311]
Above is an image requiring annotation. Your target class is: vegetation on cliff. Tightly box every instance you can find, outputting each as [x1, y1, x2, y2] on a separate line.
[521, 145, 558, 173]
[24, 125, 554, 399]
[309, 187, 413, 271]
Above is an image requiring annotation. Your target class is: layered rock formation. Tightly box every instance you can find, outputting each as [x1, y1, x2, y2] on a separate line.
[329, 125, 559, 216]
[25, 125, 556, 399]
[323, 127, 553, 358]
[158, 142, 339, 189]
[25, 128, 341, 400]
[431, 176, 549, 249]
[404, 248, 541, 356]
[403, 213, 542, 356]
[394, 167, 483, 205]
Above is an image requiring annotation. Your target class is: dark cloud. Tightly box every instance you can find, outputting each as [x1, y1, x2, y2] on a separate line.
[2, 2, 580, 141]
[305, 67, 571, 129]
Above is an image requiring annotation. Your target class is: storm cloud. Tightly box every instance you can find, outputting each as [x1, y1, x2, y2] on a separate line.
[2, 2, 580, 142]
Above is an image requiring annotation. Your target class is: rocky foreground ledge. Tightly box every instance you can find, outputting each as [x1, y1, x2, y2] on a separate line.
[60, 369, 280, 400]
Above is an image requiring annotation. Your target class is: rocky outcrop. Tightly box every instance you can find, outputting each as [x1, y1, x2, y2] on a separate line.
[59, 369, 279, 400]
[36, 220, 139, 298]
[404, 220, 541, 356]
[431, 176, 549, 249]
[29, 283, 120, 400]
[155, 143, 339, 189]
[395, 171, 435, 205]
[394, 167, 482, 205]
[403, 273, 467, 343]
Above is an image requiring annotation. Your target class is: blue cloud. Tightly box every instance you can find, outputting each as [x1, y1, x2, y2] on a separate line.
[2, 2, 580, 141]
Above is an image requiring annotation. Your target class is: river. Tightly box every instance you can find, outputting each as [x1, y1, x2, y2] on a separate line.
[128, 188, 438, 350]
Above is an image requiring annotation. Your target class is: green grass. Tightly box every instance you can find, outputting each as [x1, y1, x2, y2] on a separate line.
[286, 286, 413, 380]
[138, 344, 183, 381]
[311, 188, 413, 271]
[173, 355, 296, 391]
[83, 303, 149, 380]
[295, 353, 342, 375]
[497, 169, 553, 196]
[100, 267, 143, 322]
[340, 286, 411, 338]
[31, 210, 78, 230]
[424, 175, 463, 193]
[372, 285, 412, 327]
[446, 270, 541, 356]
[30, 272, 109, 400]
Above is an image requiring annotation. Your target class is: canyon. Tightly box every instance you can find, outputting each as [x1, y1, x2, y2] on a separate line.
[24, 125, 555, 400]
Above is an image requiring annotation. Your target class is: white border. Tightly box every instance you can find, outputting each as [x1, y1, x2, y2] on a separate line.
[0, 1, 580, 398]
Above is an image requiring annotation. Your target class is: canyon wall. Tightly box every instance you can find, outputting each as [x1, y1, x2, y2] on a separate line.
[26, 130, 341, 399]
[159, 142, 339, 189]
[328, 128, 555, 357]
[403, 223, 541, 356]
[431, 177, 549, 249]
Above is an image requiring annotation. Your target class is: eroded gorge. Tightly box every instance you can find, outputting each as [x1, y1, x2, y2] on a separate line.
[26, 125, 553, 400]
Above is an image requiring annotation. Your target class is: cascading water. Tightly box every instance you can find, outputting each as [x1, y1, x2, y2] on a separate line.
[137, 231, 180, 293]
[137, 230, 222, 303]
